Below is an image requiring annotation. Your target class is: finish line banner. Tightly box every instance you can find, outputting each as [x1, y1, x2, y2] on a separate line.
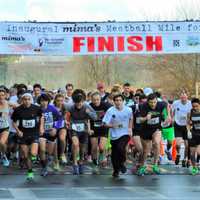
[1, 21, 200, 55]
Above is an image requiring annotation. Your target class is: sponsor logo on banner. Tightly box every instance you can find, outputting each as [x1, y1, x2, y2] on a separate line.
[34, 37, 65, 52]
[1, 35, 34, 52]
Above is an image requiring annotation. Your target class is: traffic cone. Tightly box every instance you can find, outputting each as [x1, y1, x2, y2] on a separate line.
[172, 140, 177, 161]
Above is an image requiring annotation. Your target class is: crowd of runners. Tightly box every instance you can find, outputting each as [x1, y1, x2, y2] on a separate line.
[0, 82, 200, 180]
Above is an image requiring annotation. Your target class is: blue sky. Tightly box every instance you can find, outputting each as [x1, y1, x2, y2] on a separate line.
[0, 0, 198, 22]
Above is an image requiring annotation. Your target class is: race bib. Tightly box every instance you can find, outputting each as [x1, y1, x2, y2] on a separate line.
[194, 123, 200, 130]
[136, 117, 142, 124]
[94, 121, 102, 127]
[179, 115, 187, 124]
[0, 118, 9, 129]
[147, 117, 160, 125]
[72, 123, 85, 132]
[44, 122, 53, 130]
[22, 120, 36, 128]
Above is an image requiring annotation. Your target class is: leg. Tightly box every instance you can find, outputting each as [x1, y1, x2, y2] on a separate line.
[90, 137, 98, 164]
[58, 129, 67, 160]
[152, 130, 162, 165]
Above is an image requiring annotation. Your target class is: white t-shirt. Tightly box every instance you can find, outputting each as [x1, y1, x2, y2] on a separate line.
[172, 100, 192, 126]
[103, 105, 132, 140]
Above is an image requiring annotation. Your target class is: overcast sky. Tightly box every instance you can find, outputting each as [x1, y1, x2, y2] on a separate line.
[0, 0, 199, 22]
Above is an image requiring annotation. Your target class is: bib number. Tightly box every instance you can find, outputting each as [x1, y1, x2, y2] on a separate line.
[22, 120, 36, 128]
[147, 117, 160, 125]
[72, 123, 85, 132]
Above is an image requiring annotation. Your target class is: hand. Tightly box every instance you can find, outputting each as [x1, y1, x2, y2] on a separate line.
[17, 130, 23, 138]
[39, 128, 45, 136]
[128, 128, 132, 137]
[146, 113, 152, 121]
[88, 130, 94, 136]
[187, 130, 192, 139]
[86, 108, 91, 114]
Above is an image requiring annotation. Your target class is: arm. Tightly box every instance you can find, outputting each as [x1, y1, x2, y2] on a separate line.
[12, 121, 23, 137]
[84, 103, 97, 120]
[39, 114, 45, 136]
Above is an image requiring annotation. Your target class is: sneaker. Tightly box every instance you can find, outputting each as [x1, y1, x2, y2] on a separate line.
[60, 155, 67, 165]
[79, 164, 84, 174]
[2, 156, 10, 167]
[99, 153, 104, 163]
[73, 165, 79, 175]
[137, 166, 147, 176]
[175, 155, 180, 165]
[112, 171, 119, 178]
[120, 164, 127, 174]
[27, 171, 34, 180]
[152, 164, 160, 174]
[41, 167, 48, 177]
[191, 167, 199, 175]
[165, 150, 172, 161]
[92, 163, 99, 174]
[53, 161, 61, 171]
[182, 159, 186, 167]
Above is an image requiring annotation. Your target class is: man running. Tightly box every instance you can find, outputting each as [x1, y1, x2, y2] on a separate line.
[187, 98, 200, 175]
[89, 92, 111, 174]
[12, 93, 44, 180]
[139, 93, 169, 175]
[103, 93, 133, 178]
[172, 90, 192, 166]
[0, 89, 10, 167]
[68, 89, 97, 175]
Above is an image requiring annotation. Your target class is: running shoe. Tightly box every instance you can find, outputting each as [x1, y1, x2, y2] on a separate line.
[165, 150, 172, 161]
[2, 156, 10, 167]
[79, 164, 84, 174]
[175, 155, 180, 165]
[137, 166, 147, 176]
[112, 171, 119, 178]
[152, 164, 160, 174]
[27, 171, 34, 180]
[41, 167, 48, 177]
[60, 155, 67, 165]
[73, 165, 79, 175]
[191, 166, 199, 176]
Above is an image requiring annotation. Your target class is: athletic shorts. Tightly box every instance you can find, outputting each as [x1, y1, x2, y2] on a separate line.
[90, 131, 108, 138]
[141, 129, 161, 140]
[162, 127, 175, 142]
[174, 123, 188, 140]
[8, 132, 18, 144]
[40, 131, 57, 142]
[0, 127, 9, 134]
[71, 130, 88, 144]
[18, 135, 39, 145]
[189, 134, 200, 147]
[132, 129, 141, 137]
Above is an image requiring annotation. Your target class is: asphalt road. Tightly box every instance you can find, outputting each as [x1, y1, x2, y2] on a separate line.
[0, 164, 200, 200]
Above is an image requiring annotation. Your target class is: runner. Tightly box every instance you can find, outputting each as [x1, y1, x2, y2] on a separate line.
[12, 93, 44, 180]
[65, 83, 74, 104]
[172, 90, 192, 166]
[138, 93, 169, 175]
[0, 89, 10, 167]
[54, 94, 68, 166]
[89, 92, 111, 174]
[97, 82, 109, 102]
[187, 98, 200, 175]
[122, 82, 134, 106]
[131, 94, 147, 173]
[68, 89, 97, 175]
[33, 84, 42, 104]
[38, 94, 61, 176]
[103, 93, 133, 178]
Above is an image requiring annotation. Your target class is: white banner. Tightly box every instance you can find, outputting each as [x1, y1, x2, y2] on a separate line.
[0, 21, 200, 55]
